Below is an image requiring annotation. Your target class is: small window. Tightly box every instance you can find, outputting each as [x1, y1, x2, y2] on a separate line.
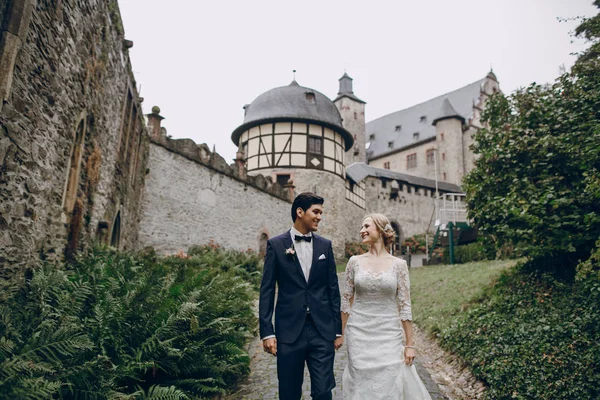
[413, 132, 420, 141]
[308, 136, 322, 154]
[388, 141, 394, 149]
[406, 153, 417, 169]
[369, 133, 375, 141]
[443, 172, 447, 181]
[426, 149, 434, 165]
[354, 112, 357, 120]
[420, 115, 427, 123]
[395, 125, 402, 132]
[382, 179, 387, 188]
[305, 91, 315, 103]
[383, 161, 390, 170]
[276, 174, 291, 187]
[442, 152, 446, 161]
[440, 132, 445, 141]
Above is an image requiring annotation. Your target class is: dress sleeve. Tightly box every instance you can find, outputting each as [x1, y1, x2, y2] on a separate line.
[341, 257, 356, 314]
[396, 259, 413, 321]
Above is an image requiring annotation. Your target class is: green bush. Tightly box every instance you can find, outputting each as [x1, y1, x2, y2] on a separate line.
[463, 4, 600, 279]
[441, 241, 493, 264]
[402, 234, 427, 254]
[345, 241, 369, 258]
[437, 265, 600, 399]
[0, 245, 259, 399]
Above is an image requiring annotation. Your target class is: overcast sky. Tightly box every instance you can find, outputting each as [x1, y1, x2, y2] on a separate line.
[118, 0, 597, 162]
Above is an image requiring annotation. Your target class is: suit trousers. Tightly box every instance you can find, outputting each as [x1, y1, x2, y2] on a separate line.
[277, 314, 335, 400]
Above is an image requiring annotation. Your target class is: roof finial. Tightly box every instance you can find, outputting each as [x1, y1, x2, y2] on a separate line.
[293, 69, 296, 80]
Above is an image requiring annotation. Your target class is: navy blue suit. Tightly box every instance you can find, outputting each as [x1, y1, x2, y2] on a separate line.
[259, 231, 342, 400]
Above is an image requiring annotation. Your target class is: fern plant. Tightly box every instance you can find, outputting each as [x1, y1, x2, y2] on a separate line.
[0, 244, 258, 399]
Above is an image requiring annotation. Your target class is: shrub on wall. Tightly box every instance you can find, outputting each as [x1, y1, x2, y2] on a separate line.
[0, 245, 259, 399]
[345, 241, 369, 258]
[402, 234, 427, 254]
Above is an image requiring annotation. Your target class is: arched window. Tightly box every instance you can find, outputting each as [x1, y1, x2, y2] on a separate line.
[259, 232, 269, 257]
[390, 221, 403, 255]
[110, 211, 121, 248]
[63, 119, 85, 216]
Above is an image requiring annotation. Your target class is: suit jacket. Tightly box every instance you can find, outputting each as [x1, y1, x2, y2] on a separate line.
[259, 230, 342, 344]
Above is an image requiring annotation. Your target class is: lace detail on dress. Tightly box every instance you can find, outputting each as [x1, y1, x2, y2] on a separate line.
[341, 256, 356, 314]
[396, 259, 413, 321]
[342, 256, 430, 399]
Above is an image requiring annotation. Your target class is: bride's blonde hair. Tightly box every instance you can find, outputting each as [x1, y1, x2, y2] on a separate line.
[363, 213, 396, 247]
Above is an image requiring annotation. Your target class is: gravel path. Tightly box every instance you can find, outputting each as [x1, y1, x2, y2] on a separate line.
[223, 273, 481, 399]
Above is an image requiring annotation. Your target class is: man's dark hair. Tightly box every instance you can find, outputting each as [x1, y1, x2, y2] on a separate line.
[291, 192, 324, 222]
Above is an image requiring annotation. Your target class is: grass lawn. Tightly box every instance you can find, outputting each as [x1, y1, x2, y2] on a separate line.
[409, 259, 519, 335]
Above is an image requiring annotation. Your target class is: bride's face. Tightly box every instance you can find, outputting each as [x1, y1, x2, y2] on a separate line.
[360, 218, 381, 245]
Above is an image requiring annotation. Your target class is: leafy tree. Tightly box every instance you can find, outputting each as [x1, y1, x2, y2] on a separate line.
[464, 2, 600, 278]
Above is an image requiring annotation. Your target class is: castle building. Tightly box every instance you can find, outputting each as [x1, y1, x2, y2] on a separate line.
[366, 72, 500, 186]
[1, 0, 485, 270]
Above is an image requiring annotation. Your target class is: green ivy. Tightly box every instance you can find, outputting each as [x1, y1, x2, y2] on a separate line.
[437, 265, 600, 399]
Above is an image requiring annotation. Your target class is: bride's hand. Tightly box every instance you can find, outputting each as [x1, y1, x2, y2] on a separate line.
[404, 346, 415, 366]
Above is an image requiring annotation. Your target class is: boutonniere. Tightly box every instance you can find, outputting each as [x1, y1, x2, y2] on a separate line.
[285, 244, 296, 260]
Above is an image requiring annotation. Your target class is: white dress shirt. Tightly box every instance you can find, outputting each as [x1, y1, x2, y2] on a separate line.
[290, 226, 313, 282]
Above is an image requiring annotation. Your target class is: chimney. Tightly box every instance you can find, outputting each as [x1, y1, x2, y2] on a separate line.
[284, 178, 296, 203]
[234, 150, 247, 179]
[146, 105, 165, 140]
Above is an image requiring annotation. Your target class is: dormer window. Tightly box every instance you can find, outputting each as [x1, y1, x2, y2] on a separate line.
[388, 141, 394, 149]
[413, 132, 420, 141]
[369, 133, 375, 141]
[395, 125, 402, 132]
[420, 116, 427, 123]
[305, 91, 316, 103]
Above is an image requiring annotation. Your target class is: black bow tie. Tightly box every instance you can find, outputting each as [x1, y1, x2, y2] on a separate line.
[295, 235, 312, 242]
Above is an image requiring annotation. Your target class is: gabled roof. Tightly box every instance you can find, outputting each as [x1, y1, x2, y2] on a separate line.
[346, 162, 462, 193]
[366, 77, 487, 160]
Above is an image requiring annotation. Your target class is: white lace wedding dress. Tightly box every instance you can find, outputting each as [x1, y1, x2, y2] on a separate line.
[341, 256, 432, 400]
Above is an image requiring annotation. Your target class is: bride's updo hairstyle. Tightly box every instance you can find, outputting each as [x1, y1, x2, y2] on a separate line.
[364, 213, 396, 247]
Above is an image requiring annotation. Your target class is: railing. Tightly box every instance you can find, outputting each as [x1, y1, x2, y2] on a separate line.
[437, 193, 468, 226]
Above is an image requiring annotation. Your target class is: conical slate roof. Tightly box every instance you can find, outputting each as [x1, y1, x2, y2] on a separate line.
[232, 81, 354, 151]
[432, 97, 465, 126]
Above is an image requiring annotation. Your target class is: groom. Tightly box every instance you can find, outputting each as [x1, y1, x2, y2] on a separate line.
[259, 192, 343, 400]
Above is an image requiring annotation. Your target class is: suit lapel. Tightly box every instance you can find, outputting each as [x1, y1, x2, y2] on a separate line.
[282, 231, 307, 283]
[307, 235, 321, 286]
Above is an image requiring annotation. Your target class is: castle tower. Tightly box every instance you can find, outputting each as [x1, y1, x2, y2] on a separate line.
[334, 73, 366, 164]
[432, 97, 465, 186]
[231, 80, 355, 248]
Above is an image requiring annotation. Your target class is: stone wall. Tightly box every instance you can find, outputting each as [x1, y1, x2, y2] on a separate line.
[0, 0, 147, 273]
[363, 176, 438, 239]
[137, 140, 292, 254]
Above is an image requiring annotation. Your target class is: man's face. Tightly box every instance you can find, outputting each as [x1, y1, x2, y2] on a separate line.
[297, 204, 324, 232]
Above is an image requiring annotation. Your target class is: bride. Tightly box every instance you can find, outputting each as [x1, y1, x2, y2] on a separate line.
[340, 213, 432, 400]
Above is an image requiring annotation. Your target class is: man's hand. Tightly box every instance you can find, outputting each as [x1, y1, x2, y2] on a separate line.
[263, 338, 277, 356]
[334, 336, 344, 350]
